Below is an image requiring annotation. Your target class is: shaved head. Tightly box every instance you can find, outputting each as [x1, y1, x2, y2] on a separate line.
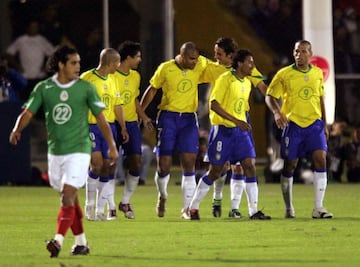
[180, 42, 198, 56]
[100, 48, 120, 65]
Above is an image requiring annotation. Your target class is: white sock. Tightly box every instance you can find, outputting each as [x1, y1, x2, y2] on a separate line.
[181, 173, 196, 209]
[74, 233, 87, 246]
[122, 173, 140, 204]
[245, 177, 258, 216]
[85, 176, 98, 207]
[155, 172, 170, 199]
[96, 180, 107, 214]
[54, 234, 64, 247]
[213, 172, 226, 200]
[105, 178, 116, 210]
[281, 175, 294, 210]
[230, 176, 245, 210]
[313, 171, 327, 209]
[189, 176, 212, 210]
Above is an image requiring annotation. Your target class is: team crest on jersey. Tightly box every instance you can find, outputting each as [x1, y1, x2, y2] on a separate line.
[104, 84, 108, 90]
[60, 90, 69, 101]
[125, 79, 129, 86]
[215, 153, 221, 161]
[304, 76, 309, 82]
[182, 71, 186, 77]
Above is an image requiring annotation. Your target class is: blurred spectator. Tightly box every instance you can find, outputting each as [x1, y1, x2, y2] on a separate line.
[78, 27, 103, 72]
[248, 0, 273, 43]
[268, 0, 302, 61]
[343, 7, 360, 54]
[5, 19, 54, 101]
[327, 121, 348, 182]
[343, 127, 360, 182]
[333, 24, 354, 73]
[40, 4, 73, 47]
[0, 56, 27, 104]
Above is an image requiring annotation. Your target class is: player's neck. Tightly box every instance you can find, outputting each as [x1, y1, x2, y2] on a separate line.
[118, 63, 130, 74]
[95, 67, 108, 77]
[175, 55, 186, 70]
[295, 64, 310, 72]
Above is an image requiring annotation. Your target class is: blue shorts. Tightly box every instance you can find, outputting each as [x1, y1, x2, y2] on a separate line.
[89, 123, 117, 159]
[121, 121, 142, 156]
[155, 110, 199, 156]
[207, 125, 256, 166]
[281, 120, 328, 160]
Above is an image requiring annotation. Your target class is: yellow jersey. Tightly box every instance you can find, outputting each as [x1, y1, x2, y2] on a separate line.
[80, 69, 122, 123]
[210, 70, 252, 127]
[112, 69, 140, 122]
[149, 56, 210, 113]
[266, 64, 324, 128]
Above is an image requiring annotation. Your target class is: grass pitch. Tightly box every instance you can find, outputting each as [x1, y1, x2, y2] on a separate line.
[0, 173, 360, 267]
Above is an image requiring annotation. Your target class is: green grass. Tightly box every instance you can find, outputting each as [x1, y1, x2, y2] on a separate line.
[0, 172, 360, 267]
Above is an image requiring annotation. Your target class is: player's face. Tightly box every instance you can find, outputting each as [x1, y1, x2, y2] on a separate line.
[214, 45, 232, 67]
[62, 53, 81, 82]
[238, 56, 254, 77]
[182, 50, 199, 69]
[130, 52, 142, 70]
[293, 42, 312, 70]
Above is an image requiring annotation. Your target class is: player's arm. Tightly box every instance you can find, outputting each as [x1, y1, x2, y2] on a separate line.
[9, 109, 33, 145]
[114, 104, 129, 143]
[256, 80, 268, 96]
[140, 85, 157, 111]
[265, 94, 287, 130]
[210, 100, 251, 131]
[135, 99, 153, 131]
[320, 95, 329, 139]
[95, 112, 119, 166]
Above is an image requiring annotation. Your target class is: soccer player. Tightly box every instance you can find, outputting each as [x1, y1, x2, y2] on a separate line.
[140, 42, 212, 219]
[265, 40, 333, 219]
[9, 45, 118, 257]
[81, 48, 129, 221]
[113, 40, 153, 219]
[200, 37, 268, 218]
[188, 49, 271, 220]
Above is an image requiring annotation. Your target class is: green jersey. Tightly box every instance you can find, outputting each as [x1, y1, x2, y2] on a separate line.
[24, 75, 105, 155]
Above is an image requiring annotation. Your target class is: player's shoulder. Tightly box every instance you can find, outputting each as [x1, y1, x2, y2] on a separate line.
[309, 64, 323, 75]
[80, 68, 95, 79]
[129, 69, 140, 78]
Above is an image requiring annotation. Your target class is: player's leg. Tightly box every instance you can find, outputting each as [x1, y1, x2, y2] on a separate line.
[228, 163, 245, 218]
[119, 122, 142, 219]
[212, 162, 229, 217]
[310, 121, 333, 218]
[178, 114, 202, 219]
[189, 163, 223, 220]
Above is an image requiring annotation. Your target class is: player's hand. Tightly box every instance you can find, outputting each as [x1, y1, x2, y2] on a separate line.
[274, 111, 288, 129]
[235, 120, 251, 131]
[9, 131, 21, 145]
[121, 128, 130, 144]
[108, 146, 119, 166]
[143, 118, 154, 132]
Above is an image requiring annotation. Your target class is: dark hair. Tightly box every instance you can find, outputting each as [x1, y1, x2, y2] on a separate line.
[117, 40, 141, 62]
[46, 45, 78, 73]
[215, 37, 238, 55]
[231, 49, 253, 69]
